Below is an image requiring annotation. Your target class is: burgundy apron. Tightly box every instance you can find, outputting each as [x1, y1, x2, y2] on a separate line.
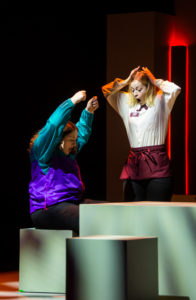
[120, 144, 172, 180]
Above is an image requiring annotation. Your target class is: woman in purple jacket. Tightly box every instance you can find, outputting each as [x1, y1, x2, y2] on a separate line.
[28, 90, 99, 234]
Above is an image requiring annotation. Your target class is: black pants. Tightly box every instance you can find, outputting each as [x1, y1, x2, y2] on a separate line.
[31, 199, 104, 235]
[123, 177, 173, 202]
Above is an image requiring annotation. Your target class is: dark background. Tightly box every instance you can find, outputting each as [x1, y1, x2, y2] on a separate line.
[1, 3, 175, 271]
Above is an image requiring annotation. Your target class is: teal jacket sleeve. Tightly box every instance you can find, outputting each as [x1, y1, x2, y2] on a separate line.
[75, 108, 94, 154]
[31, 98, 75, 168]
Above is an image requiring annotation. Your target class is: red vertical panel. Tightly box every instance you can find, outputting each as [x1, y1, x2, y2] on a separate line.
[185, 46, 189, 195]
[167, 46, 172, 159]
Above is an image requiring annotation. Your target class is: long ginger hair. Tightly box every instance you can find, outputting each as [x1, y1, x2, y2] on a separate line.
[27, 121, 78, 154]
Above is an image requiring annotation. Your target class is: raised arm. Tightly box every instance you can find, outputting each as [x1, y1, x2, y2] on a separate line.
[101, 66, 140, 113]
[76, 96, 99, 153]
[32, 91, 86, 169]
[142, 67, 181, 112]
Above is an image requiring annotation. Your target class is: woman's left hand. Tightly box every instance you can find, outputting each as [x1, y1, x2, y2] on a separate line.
[142, 67, 156, 84]
[86, 96, 99, 113]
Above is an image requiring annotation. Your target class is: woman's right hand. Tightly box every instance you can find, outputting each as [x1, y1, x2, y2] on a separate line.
[123, 66, 140, 86]
[71, 90, 87, 104]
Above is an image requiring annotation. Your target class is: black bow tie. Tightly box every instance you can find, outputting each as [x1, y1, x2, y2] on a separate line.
[136, 104, 148, 112]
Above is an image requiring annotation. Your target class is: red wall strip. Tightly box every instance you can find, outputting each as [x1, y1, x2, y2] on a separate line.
[185, 46, 189, 195]
[167, 46, 172, 160]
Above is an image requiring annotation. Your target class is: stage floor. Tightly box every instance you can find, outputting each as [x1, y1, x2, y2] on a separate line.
[0, 271, 65, 300]
[0, 270, 191, 300]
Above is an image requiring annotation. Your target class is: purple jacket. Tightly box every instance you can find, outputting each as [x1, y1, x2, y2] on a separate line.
[29, 98, 94, 214]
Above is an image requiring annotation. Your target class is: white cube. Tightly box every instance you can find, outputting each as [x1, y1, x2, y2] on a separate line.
[66, 235, 158, 300]
[19, 228, 73, 293]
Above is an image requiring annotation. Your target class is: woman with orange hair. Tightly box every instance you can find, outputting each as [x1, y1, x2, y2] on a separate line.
[102, 67, 181, 202]
[28, 90, 99, 234]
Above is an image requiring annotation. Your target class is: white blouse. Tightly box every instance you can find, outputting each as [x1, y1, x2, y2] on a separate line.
[102, 79, 181, 148]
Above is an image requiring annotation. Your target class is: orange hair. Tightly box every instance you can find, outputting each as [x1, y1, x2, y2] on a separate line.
[27, 121, 78, 154]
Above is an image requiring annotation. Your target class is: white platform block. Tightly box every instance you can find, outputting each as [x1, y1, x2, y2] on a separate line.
[19, 228, 73, 293]
[80, 202, 196, 299]
[66, 235, 158, 300]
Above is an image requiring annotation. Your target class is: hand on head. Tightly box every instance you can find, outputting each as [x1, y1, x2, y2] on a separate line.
[126, 66, 155, 85]
[130, 66, 141, 79]
[126, 66, 140, 84]
[142, 67, 156, 84]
